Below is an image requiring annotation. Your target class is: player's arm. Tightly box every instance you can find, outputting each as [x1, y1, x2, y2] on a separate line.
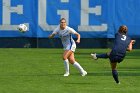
[69, 27, 80, 43]
[48, 28, 58, 38]
[74, 32, 80, 44]
[127, 40, 135, 51]
[48, 33, 55, 38]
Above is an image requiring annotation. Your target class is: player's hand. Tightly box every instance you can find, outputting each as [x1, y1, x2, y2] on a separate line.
[76, 40, 80, 44]
[48, 35, 52, 38]
[48, 34, 55, 38]
[131, 40, 136, 44]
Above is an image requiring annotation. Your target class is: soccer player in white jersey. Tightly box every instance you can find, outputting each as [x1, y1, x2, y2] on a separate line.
[48, 18, 87, 77]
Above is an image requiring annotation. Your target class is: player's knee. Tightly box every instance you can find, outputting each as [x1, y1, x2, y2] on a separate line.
[63, 56, 68, 60]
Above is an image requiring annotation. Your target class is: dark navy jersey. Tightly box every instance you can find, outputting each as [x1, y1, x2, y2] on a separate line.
[110, 33, 131, 57]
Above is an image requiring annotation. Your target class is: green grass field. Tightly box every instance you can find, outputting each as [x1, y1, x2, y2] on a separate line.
[0, 48, 140, 93]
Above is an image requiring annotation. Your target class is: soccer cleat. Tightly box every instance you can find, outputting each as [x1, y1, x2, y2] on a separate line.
[91, 53, 98, 60]
[81, 71, 87, 76]
[63, 72, 70, 77]
[117, 82, 121, 84]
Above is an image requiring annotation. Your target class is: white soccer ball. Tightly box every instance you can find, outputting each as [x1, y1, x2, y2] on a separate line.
[17, 24, 28, 33]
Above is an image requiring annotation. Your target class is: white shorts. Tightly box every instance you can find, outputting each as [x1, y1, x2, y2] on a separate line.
[64, 44, 76, 52]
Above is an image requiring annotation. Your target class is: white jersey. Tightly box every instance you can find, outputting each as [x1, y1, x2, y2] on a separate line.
[52, 26, 77, 52]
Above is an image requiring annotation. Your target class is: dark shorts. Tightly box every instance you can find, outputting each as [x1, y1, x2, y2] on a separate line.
[109, 55, 124, 63]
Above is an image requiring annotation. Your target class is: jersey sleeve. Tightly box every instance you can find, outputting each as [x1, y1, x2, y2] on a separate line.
[52, 26, 59, 35]
[68, 27, 77, 34]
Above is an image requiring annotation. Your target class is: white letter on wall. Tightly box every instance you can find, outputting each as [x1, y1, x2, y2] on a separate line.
[57, 0, 69, 24]
[0, 0, 29, 31]
[38, 0, 69, 31]
[78, 0, 107, 31]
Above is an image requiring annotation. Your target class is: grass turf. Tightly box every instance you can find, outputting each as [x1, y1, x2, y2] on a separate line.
[0, 48, 139, 93]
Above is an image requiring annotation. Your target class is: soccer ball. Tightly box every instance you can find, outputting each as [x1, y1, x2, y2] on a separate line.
[17, 24, 28, 33]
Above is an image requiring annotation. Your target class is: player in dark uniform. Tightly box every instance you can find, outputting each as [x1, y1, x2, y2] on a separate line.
[91, 25, 135, 84]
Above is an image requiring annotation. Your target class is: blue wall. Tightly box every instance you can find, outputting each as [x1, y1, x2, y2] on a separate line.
[0, 0, 140, 38]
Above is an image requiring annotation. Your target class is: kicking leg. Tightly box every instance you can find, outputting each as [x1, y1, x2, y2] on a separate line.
[91, 52, 110, 60]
